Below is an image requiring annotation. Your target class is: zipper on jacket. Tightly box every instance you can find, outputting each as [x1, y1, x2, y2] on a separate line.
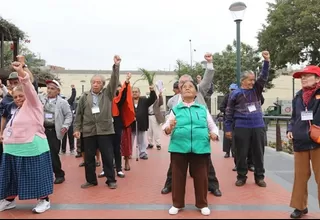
[189, 108, 193, 153]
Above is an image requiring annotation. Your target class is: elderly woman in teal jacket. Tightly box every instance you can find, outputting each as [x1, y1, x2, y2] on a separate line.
[163, 80, 219, 216]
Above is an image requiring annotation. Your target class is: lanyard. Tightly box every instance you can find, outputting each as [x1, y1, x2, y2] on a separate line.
[241, 89, 252, 102]
[9, 108, 19, 127]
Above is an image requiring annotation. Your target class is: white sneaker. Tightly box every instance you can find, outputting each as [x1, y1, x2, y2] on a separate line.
[99, 171, 104, 176]
[32, 199, 50, 213]
[0, 199, 16, 212]
[117, 171, 125, 178]
[200, 207, 210, 216]
[168, 206, 181, 215]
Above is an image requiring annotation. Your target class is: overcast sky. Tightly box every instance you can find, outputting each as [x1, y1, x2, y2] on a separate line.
[2, 0, 273, 70]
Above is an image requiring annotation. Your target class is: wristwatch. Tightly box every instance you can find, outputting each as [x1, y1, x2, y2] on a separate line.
[23, 64, 28, 68]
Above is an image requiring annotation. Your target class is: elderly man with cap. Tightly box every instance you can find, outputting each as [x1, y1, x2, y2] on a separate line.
[287, 66, 320, 219]
[39, 80, 73, 184]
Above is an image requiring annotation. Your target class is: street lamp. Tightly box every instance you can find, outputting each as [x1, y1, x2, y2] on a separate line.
[229, 1, 247, 86]
[189, 39, 193, 68]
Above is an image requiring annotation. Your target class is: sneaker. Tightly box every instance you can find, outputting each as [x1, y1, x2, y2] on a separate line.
[32, 199, 50, 214]
[98, 171, 105, 178]
[117, 171, 125, 178]
[168, 206, 181, 215]
[0, 199, 16, 212]
[200, 207, 211, 216]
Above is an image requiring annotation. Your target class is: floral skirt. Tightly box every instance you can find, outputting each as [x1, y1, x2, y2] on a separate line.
[121, 126, 132, 157]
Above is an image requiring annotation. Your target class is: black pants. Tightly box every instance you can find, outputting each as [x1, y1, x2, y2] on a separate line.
[45, 128, 65, 178]
[83, 135, 116, 185]
[0, 143, 3, 165]
[234, 127, 265, 181]
[113, 131, 122, 172]
[231, 139, 254, 167]
[164, 156, 219, 190]
[61, 124, 75, 152]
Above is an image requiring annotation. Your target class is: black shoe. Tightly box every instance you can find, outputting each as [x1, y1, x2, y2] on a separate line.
[108, 182, 117, 189]
[290, 208, 308, 219]
[81, 182, 97, 189]
[98, 172, 105, 178]
[161, 187, 171, 194]
[79, 162, 85, 167]
[147, 144, 154, 149]
[140, 155, 148, 160]
[232, 166, 237, 171]
[235, 179, 246, 187]
[248, 166, 255, 172]
[224, 153, 230, 158]
[210, 189, 222, 197]
[156, 145, 161, 150]
[54, 177, 65, 184]
[255, 179, 267, 187]
[75, 154, 82, 158]
[61, 151, 66, 155]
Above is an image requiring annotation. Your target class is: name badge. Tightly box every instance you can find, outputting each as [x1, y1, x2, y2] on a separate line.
[301, 111, 313, 121]
[45, 113, 53, 119]
[92, 106, 100, 114]
[6, 128, 12, 137]
[248, 104, 257, 112]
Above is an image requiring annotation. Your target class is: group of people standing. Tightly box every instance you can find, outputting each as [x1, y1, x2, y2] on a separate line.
[0, 50, 320, 219]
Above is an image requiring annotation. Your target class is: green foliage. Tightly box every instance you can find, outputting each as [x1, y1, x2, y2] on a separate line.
[174, 60, 204, 81]
[213, 41, 277, 94]
[139, 68, 156, 86]
[257, 0, 320, 68]
[0, 17, 25, 40]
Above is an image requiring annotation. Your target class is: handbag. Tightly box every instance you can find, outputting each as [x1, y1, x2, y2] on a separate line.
[309, 121, 320, 144]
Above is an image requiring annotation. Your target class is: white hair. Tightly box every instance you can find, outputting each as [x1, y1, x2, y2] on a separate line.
[90, 74, 106, 86]
[240, 71, 255, 82]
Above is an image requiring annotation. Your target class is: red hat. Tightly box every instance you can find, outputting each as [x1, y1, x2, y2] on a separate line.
[293, 65, 320, 78]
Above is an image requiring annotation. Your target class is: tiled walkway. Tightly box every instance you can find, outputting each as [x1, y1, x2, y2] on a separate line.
[1, 134, 319, 219]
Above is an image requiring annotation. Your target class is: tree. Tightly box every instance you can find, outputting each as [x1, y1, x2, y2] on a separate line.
[3, 42, 60, 85]
[174, 60, 204, 81]
[257, 0, 320, 68]
[212, 41, 277, 94]
[139, 68, 156, 86]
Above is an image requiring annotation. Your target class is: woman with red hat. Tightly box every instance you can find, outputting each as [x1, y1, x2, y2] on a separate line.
[287, 65, 320, 219]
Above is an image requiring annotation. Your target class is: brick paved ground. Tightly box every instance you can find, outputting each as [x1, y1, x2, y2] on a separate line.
[1, 134, 319, 219]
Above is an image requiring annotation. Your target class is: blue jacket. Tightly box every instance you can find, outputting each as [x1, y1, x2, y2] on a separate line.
[287, 89, 320, 152]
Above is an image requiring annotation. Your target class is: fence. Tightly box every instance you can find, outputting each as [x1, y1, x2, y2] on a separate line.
[214, 115, 292, 153]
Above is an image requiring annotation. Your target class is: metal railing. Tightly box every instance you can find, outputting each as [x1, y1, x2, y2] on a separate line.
[214, 115, 292, 152]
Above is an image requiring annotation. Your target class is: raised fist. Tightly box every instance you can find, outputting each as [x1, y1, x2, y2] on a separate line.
[114, 55, 121, 65]
[262, 51, 270, 61]
[204, 53, 213, 63]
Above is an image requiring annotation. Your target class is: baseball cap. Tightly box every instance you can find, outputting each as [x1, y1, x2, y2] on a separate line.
[8, 72, 19, 80]
[173, 81, 179, 89]
[229, 83, 238, 90]
[293, 66, 320, 78]
[46, 79, 61, 90]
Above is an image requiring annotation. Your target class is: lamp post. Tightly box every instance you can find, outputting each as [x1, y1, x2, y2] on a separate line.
[229, 2, 247, 86]
[189, 39, 193, 68]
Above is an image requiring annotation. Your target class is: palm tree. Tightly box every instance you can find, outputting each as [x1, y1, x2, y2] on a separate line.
[139, 68, 156, 86]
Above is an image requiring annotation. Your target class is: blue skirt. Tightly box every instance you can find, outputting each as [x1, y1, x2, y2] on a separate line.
[0, 151, 54, 200]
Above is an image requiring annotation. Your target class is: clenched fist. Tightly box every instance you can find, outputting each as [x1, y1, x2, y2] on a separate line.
[114, 55, 121, 65]
[262, 51, 270, 61]
[204, 53, 213, 63]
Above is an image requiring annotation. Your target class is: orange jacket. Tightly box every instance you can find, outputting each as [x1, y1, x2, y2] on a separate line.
[112, 82, 135, 128]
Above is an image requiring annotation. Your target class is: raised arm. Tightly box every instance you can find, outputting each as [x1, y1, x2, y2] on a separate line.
[158, 93, 164, 107]
[198, 53, 215, 97]
[147, 87, 157, 107]
[106, 55, 121, 100]
[254, 51, 270, 94]
[11, 61, 40, 108]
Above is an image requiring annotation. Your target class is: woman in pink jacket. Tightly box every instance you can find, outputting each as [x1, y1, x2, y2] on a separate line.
[0, 61, 53, 214]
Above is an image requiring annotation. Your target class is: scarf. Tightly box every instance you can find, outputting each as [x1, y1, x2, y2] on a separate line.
[302, 82, 320, 105]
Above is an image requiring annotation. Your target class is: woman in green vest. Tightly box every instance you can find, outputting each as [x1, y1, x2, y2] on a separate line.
[163, 80, 219, 216]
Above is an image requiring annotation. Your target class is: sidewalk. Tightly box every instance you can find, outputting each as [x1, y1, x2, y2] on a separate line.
[0, 133, 319, 219]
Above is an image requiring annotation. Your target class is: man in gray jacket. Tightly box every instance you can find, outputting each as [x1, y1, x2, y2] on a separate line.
[161, 53, 222, 197]
[74, 55, 121, 189]
[40, 80, 73, 184]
